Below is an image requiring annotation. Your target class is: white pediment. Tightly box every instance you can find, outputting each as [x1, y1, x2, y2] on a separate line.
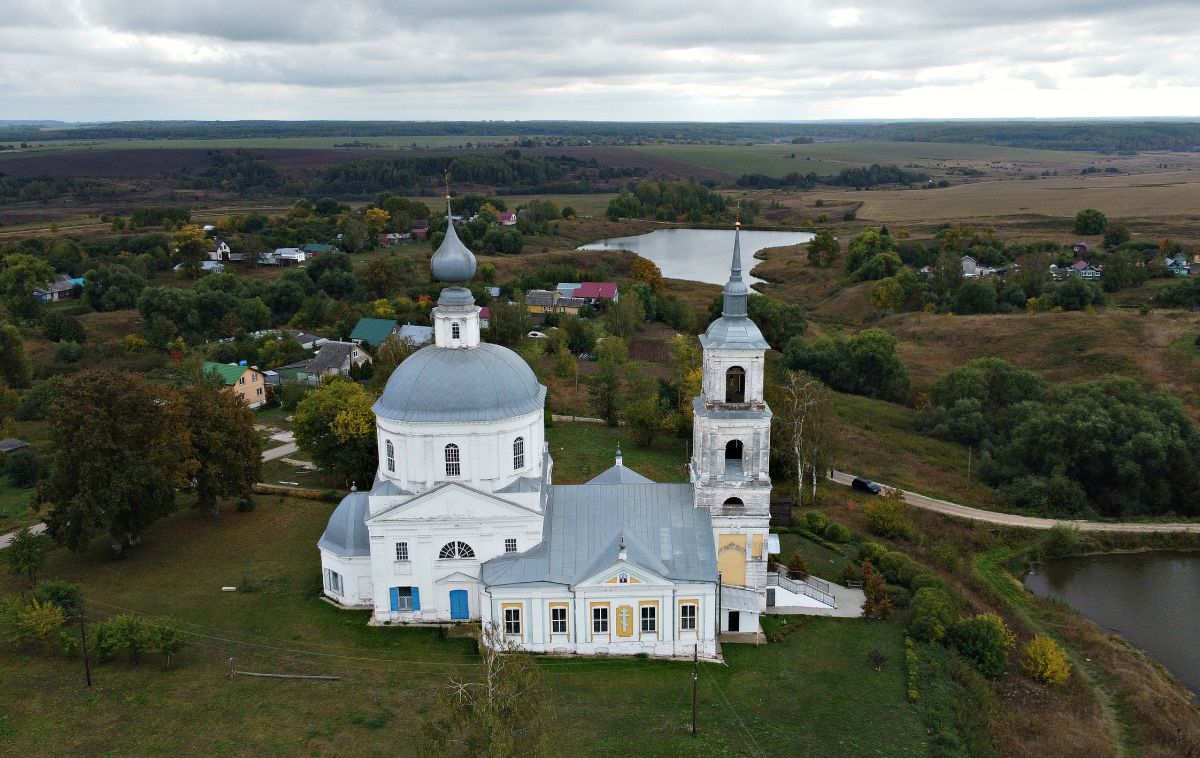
[577, 561, 671, 589]
[366, 482, 538, 524]
[435, 571, 479, 584]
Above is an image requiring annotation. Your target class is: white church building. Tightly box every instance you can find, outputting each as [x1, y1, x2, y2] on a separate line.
[318, 201, 778, 658]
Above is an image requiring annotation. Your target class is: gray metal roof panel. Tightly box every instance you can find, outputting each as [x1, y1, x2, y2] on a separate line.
[317, 491, 371, 557]
[481, 482, 716, 588]
[586, 463, 654, 485]
[699, 315, 769, 350]
[372, 343, 546, 423]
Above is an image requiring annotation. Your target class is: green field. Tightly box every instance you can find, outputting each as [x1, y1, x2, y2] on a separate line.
[633, 141, 1101, 178]
[0, 476, 37, 534]
[0, 494, 942, 756]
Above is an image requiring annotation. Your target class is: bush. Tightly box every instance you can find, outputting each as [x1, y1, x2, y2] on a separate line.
[823, 522, 852, 543]
[10, 598, 75, 656]
[31, 580, 82, 617]
[867, 645, 888, 671]
[909, 587, 956, 642]
[905, 637, 920, 702]
[1042, 524, 1084, 558]
[861, 562, 893, 620]
[236, 496, 255, 513]
[864, 489, 916, 540]
[7, 448, 42, 488]
[53, 341, 85, 364]
[1022, 634, 1071, 685]
[885, 584, 912, 609]
[877, 550, 923, 587]
[840, 560, 864, 585]
[14, 378, 62, 421]
[947, 613, 1015, 678]
[908, 572, 943, 593]
[42, 312, 86, 343]
[803, 510, 828, 533]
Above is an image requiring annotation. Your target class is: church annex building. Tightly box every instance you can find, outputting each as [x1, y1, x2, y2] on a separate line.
[318, 201, 780, 658]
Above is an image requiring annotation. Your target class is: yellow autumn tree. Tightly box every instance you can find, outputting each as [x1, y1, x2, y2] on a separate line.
[1023, 634, 1071, 685]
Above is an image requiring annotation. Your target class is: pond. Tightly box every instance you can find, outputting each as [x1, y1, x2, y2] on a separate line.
[1023, 551, 1200, 694]
[577, 228, 814, 287]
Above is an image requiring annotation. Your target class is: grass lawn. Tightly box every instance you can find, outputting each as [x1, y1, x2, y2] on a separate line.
[0, 496, 940, 755]
[259, 458, 344, 490]
[776, 533, 848, 584]
[0, 476, 38, 534]
[546, 422, 688, 483]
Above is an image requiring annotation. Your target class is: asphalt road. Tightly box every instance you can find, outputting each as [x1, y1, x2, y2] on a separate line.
[830, 470, 1200, 534]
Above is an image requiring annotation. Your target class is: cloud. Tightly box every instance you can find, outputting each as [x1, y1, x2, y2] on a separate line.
[0, 0, 1197, 120]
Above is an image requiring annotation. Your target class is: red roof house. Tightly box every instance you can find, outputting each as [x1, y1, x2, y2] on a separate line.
[573, 282, 619, 302]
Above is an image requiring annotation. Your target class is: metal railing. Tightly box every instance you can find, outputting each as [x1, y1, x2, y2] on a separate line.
[767, 571, 837, 608]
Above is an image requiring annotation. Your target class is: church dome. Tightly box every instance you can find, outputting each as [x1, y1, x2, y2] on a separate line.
[373, 343, 545, 423]
[430, 201, 476, 283]
[317, 489, 371, 557]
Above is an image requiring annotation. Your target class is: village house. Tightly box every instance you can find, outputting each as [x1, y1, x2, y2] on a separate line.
[574, 281, 619, 304]
[350, 317, 400, 349]
[286, 330, 327, 351]
[1165, 256, 1192, 277]
[202, 361, 268, 409]
[526, 289, 585, 315]
[961, 255, 978, 277]
[34, 275, 84, 303]
[497, 211, 517, 225]
[1068, 260, 1102, 279]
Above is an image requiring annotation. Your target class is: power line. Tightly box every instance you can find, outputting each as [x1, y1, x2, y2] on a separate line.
[701, 669, 766, 758]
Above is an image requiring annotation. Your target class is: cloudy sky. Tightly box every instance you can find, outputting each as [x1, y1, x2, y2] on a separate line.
[3, 0, 1198, 122]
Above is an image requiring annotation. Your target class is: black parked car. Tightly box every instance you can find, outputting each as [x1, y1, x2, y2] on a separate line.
[851, 477, 882, 495]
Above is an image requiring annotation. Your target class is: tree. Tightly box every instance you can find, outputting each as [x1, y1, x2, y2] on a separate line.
[908, 587, 955, 642]
[630, 257, 664, 293]
[42, 312, 86, 343]
[487, 296, 532, 347]
[603, 295, 645, 339]
[422, 624, 554, 757]
[588, 337, 627, 426]
[845, 229, 895, 274]
[870, 277, 905, 312]
[947, 613, 1016, 678]
[0, 325, 33, 389]
[2, 527, 48, 585]
[806, 229, 840, 267]
[293, 379, 377, 486]
[1049, 277, 1105, 311]
[861, 561, 893, 620]
[339, 216, 368, 253]
[623, 371, 666, 447]
[171, 225, 208, 279]
[787, 552, 809, 580]
[40, 370, 194, 554]
[362, 257, 408, 299]
[773, 370, 834, 507]
[1023, 635, 1071, 685]
[83, 264, 146, 311]
[0, 253, 55, 320]
[667, 334, 702, 423]
[1073, 208, 1108, 235]
[368, 335, 416, 396]
[1103, 224, 1131, 248]
[184, 379, 262, 517]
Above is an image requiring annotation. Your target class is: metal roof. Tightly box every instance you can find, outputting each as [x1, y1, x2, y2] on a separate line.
[202, 361, 251, 385]
[307, 341, 356, 374]
[481, 482, 716, 588]
[586, 462, 653, 485]
[350, 318, 398, 347]
[396, 324, 433, 345]
[699, 315, 769, 350]
[372, 343, 545, 423]
[317, 490, 371, 557]
[431, 201, 477, 283]
[370, 479, 411, 497]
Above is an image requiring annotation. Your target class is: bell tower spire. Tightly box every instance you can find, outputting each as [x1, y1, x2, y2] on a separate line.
[722, 220, 749, 318]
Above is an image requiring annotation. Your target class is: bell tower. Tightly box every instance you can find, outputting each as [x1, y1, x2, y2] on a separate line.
[691, 223, 773, 598]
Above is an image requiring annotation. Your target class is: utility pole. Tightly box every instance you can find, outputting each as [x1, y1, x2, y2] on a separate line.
[967, 446, 973, 484]
[78, 607, 92, 688]
[691, 644, 698, 737]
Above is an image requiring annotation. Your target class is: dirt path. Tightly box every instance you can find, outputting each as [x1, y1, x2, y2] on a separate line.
[830, 470, 1200, 533]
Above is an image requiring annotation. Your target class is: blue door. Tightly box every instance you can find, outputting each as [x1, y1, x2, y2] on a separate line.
[449, 590, 469, 620]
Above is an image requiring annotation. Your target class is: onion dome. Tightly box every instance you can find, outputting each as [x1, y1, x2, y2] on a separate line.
[430, 197, 477, 284]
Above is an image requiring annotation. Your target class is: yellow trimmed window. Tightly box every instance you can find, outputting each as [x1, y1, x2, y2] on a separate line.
[680, 603, 697, 632]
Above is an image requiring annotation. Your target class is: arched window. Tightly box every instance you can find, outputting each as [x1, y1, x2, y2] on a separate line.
[725, 366, 746, 403]
[438, 541, 476, 559]
[451, 322, 461, 340]
[444, 443, 461, 477]
[723, 497, 744, 509]
[513, 437, 525, 470]
[725, 440, 743, 461]
[385, 440, 395, 473]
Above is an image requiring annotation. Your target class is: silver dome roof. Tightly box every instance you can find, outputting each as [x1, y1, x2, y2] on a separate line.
[430, 199, 477, 284]
[373, 342, 546, 423]
[317, 490, 371, 557]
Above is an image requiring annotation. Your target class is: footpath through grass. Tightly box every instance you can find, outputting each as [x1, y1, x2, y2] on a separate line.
[0, 495, 940, 756]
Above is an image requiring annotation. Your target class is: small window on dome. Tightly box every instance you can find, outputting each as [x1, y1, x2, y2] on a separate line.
[451, 322, 461, 340]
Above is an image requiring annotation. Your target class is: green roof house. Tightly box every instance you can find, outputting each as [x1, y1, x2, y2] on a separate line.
[350, 318, 399, 348]
[202, 361, 268, 408]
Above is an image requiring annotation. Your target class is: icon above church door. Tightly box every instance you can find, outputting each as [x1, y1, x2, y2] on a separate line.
[449, 589, 469, 620]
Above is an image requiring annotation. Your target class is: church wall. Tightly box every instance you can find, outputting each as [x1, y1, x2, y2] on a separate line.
[319, 550, 373, 608]
[368, 513, 543, 622]
[374, 408, 544, 505]
[701, 347, 765, 405]
[481, 582, 719, 659]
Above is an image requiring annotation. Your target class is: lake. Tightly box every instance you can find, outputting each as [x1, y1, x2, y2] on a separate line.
[1023, 551, 1200, 694]
[577, 229, 815, 287]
